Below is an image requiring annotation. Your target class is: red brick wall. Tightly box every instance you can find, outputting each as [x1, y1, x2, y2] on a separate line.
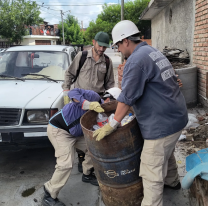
[142, 39, 152, 46]
[193, 0, 208, 98]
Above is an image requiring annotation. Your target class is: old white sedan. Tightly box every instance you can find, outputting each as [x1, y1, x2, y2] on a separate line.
[0, 45, 76, 149]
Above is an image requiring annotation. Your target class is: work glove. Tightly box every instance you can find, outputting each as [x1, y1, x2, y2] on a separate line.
[63, 90, 70, 105]
[82, 100, 104, 113]
[93, 118, 120, 141]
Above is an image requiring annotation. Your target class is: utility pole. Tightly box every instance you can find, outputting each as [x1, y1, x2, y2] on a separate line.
[60, 10, 65, 45]
[121, 0, 124, 21]
[121, 0, 124, 63]
[81, 21, 83, 32]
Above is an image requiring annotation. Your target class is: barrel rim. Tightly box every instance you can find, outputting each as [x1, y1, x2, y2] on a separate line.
[80, 100, 136, 133]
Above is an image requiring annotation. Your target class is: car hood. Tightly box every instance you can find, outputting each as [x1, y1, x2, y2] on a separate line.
[0, 80, 63, 108]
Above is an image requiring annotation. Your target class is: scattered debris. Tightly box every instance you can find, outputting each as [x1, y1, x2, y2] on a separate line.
[162, 46, 190, 69]
[177, 160, 182, 164]
[178, 134, 186, 141]
[197, 116, 205, 121]
[20, 171, 24, 174]
[33, 198, 38, 202]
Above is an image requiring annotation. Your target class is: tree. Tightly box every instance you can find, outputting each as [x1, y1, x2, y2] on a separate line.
[58, 14, 84, 45]
[0, 0, 43, 44]
[84, 0, 151, 43]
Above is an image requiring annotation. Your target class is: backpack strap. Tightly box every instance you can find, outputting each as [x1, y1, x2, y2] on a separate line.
[72, 51, 110, 87]
[104, 54, 110, 87]
[67, 117, 81, 130]
[72, 51, 88, 83]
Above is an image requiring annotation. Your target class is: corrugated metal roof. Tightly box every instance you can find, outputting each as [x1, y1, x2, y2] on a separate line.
[140, 0, 174, 20]
[6, 45, 73, 52]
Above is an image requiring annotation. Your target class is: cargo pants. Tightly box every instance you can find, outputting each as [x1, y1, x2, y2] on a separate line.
[44, 124, 93, 199]
[139, 130, 182, 206]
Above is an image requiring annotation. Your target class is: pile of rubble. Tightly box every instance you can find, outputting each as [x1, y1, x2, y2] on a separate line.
[162, 46, 190, 69]
[180, 112, 208, 155]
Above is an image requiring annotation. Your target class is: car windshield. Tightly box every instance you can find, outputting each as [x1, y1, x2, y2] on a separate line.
[0, 51, 69, 81]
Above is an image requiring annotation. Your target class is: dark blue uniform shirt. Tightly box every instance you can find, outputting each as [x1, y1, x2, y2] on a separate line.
[117, 42, 188, 140]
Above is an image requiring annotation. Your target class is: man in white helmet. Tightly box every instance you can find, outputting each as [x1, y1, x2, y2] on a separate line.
[93, 20, 188, 206]
[103, 87, 122, 102]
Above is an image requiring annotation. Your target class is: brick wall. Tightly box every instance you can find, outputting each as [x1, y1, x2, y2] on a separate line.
[142, 39, 152, 46]
[193, 0, 208, 99]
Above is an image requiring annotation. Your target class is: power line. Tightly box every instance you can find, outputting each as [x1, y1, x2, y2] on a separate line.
[39, 4, 105, 6]
[40, 9, 61, 18]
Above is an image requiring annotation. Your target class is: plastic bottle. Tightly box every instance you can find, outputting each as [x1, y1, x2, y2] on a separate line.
[121, 115, 130, 126]
[121, 113, 134, 126]
[93, 125, 101, 131]
[97, 113, 108, 127]
[127, 113, 134, 122]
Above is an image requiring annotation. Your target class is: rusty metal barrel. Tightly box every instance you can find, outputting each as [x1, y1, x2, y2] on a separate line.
[81, 101, 144, 206]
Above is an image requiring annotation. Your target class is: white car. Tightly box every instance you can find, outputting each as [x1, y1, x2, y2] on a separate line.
[0, 45, 76, 149]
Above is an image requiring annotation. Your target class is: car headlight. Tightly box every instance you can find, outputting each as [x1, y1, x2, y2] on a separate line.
[27, 110, 49, 123]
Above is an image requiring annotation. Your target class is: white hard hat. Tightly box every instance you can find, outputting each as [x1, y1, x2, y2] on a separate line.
[112, 20, 140, 47]
[103, 87, 121, 100]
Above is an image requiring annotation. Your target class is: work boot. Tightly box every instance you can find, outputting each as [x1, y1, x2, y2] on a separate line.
[82, 170, 99, 186]
[42, 186, 66, 206]
[77, 151, 85, 173]
[164, 182, 181, 190]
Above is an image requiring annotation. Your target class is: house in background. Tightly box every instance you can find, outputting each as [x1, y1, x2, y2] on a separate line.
[21, 22, 61, 46]
[140, 0, 195, 63]
[140, 0, 208, 108]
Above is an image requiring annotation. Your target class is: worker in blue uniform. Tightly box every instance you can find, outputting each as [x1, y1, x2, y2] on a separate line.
[93, 20, 188, 206]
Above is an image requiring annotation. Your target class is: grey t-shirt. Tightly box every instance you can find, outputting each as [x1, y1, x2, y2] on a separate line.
[117, 42, 188, 140]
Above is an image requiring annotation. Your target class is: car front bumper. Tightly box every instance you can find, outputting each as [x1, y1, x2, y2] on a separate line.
[0, 126, 51, 149]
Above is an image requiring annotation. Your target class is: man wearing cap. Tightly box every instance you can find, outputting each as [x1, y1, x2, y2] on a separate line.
[62, 31, 115, 174]
[62, 31, 115, 104]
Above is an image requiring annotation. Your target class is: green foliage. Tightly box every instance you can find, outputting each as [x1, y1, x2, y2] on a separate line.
[84, 0, 151, 43]
[58, 14, 84, 45]
[0, 0, 43, 44]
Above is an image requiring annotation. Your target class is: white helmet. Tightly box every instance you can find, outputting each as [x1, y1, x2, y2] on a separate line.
[103, 87, 121, 100]
[112, 20, 140, 47]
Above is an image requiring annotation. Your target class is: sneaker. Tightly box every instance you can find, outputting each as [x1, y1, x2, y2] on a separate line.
[164, 182, 181, 190]
[42, 186, 66, 206]
[82, 171, 99, 186]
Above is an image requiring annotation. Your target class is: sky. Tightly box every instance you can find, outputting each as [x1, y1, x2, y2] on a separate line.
[34, 0, 122, 28]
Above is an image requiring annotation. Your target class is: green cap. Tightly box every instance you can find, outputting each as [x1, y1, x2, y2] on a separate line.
[94, 31, 110, 48]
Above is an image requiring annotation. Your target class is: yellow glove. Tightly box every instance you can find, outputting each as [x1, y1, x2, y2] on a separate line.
[63, 91, 70, 105]
[93, 118, 120, 141]
[89, 102, 104, 113]
[93, 123, 114, 141]
[82, 100, 104, 113]
[64, 95, 70, 105]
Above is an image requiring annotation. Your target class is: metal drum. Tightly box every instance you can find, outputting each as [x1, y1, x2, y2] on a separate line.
[81, 101, 144, 206]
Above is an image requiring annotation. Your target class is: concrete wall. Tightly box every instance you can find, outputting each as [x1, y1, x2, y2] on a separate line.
[151, 0, 195, 63]
[21, 38, 35, 46]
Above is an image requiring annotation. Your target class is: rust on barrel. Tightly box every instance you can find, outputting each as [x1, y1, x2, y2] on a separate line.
[99, 182, 143, 206]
